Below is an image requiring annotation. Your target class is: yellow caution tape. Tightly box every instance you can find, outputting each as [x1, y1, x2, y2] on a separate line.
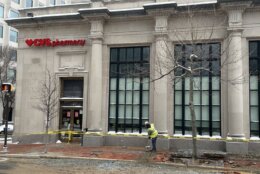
[13, 129, 260, 142]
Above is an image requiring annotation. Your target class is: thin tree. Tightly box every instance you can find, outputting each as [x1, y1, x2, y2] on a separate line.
[153, 5, 241, 162]
[35, 69, 59, 153]
[0, 46, 16, 124]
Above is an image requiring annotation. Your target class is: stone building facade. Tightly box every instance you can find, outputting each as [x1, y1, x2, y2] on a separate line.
[6, 0, 260, 154]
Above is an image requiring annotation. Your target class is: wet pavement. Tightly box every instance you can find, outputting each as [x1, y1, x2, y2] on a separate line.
[0, 157, 234, 174]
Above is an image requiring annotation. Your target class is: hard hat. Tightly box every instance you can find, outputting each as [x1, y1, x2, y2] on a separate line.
[145, 121, 149, 125]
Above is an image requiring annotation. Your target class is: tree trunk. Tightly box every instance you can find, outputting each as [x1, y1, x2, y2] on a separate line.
[189, 73, 197, 162]
[44, 115, 49, 154]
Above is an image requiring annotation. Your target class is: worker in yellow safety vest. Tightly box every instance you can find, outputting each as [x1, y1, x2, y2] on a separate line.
[145, 121, 158, 152]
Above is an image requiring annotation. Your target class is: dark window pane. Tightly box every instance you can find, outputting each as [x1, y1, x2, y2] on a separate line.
[211, 43, 220, 59]
[250, 42, 258, 57]
[119, 48, 126, 62]
[134, 47, 141, 61]
[110, 48, 118, 62]
[212, 60, 220, 75]
[249, 59, 258, 75]
[110, 64, 118, 76]
[202, 44, 210, 60]
[143, 47, 150, 61]
[127, 48, 134, 62]
[63, 79, 83, 98]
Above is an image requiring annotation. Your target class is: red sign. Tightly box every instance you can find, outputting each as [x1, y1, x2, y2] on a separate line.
[25, 38, 86, 47]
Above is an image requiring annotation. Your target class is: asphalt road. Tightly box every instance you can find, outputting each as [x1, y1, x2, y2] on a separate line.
[0, 157, 232, 174]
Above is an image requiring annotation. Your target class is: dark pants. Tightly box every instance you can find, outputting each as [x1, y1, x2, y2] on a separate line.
[151, 137, 157, 151]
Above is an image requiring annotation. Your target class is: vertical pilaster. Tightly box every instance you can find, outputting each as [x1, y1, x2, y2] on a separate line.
[152, 14, 170, 134]
[227, 29, 244, 138]
[88, 19, 104, 131]
[221, 1, 252, 138]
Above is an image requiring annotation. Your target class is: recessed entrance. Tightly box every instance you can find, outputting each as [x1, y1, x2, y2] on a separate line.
[59, 78, 84, 143]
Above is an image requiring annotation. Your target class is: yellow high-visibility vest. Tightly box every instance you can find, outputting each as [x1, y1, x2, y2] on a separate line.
[148, 123, 158, 138]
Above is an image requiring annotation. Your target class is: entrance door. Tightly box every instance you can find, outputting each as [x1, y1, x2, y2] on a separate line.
[60, 108, 83, 143]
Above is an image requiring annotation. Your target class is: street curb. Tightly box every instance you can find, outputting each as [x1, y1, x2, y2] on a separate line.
[1, 153, 259, 173]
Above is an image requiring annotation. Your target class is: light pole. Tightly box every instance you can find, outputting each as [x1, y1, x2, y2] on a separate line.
[1, 83, 13, 152]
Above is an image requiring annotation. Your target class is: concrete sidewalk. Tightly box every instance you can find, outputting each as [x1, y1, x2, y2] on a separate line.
[0, 143, 260, 173]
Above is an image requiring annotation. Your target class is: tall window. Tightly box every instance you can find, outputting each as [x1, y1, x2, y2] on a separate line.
[109, 47, 150, 133]
[0, 5, 4, 18]
[9, 10, 19, 18]
[0, 25, 3, 38]
[174, 43, 221, 136]
[10, 29, 18, 42]
[249, 41, 260, 137]
[25, 0, 33, 7]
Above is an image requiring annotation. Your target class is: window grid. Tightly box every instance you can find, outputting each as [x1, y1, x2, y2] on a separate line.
[174, 43, 221, 136]
[109, 47, 150, 133]
[249, 41, 260, 137]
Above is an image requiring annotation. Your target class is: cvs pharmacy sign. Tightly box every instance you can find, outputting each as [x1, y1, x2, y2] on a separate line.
[25, 38, 86, 47]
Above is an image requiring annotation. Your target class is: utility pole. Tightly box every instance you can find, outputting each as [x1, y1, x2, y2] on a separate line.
[1, 83, 13, 152]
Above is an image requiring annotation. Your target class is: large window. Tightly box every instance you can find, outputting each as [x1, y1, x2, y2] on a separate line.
[174, 43, 221, 136]
[249, 41, 260, 137]
[109, 47, 150, 133]
[10, 29, 18, 42]
[9, 10, 19, 18]
[0, 5, 4, 18]
[25, 0, 33, 7]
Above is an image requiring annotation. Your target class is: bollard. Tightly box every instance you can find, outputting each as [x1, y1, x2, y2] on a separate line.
[81, 128, 88, 146]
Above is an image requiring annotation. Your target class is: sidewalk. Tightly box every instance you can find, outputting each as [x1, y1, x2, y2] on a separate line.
[0, 143, 260, 173]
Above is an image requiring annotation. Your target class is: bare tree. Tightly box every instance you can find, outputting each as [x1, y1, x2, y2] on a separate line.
[152, 5, 242, 162]
[35, 69, 59, 153]
[0, 46, 17, 124]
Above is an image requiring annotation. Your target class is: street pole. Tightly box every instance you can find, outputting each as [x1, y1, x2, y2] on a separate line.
[2, 91, 10, 152]
[3, 92, 9, 152]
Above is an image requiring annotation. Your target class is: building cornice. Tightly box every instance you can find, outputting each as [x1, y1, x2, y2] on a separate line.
[5, 0, 260, 27]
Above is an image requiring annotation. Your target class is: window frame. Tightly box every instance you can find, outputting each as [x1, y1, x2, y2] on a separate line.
[249, 41, 260, 137]
[174, 43, 221, 136]
[108, 46, 150, 133]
